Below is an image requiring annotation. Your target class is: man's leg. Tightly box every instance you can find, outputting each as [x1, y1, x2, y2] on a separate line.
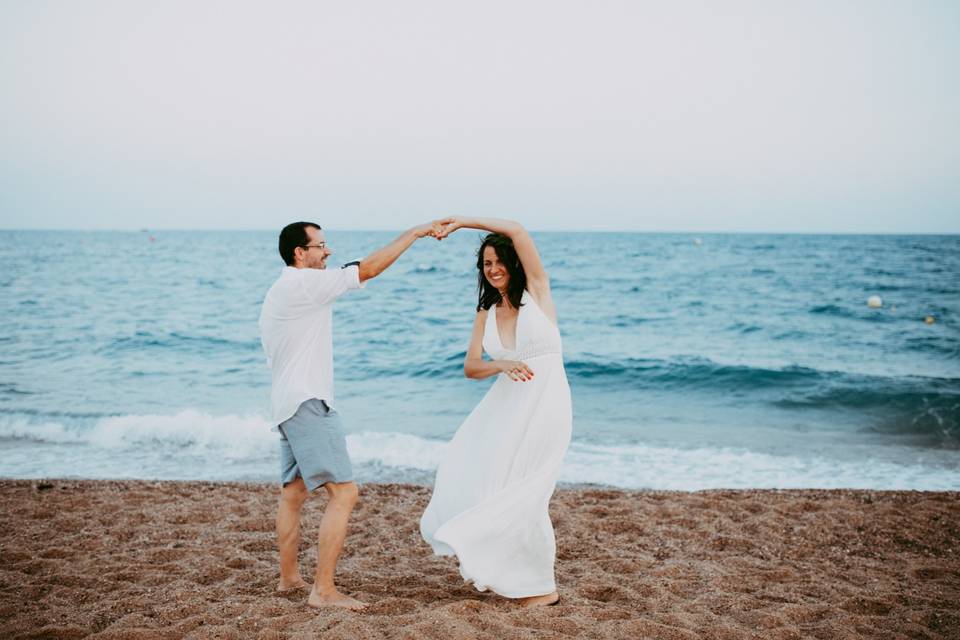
[276, 477, 310, 591]
[307, 480, 366, 610]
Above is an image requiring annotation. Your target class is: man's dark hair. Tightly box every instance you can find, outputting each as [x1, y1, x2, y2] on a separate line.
[278, 222, 321, 266]
[476, 233, 526, 311]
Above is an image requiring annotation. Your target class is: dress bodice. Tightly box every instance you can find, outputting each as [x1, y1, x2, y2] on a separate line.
[482, 290, 562, 361]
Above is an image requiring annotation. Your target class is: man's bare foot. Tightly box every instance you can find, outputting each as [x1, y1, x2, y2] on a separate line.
[277, 577, 310, 592]
[518, 591, 560, 607]
[308, 587, 367, 611]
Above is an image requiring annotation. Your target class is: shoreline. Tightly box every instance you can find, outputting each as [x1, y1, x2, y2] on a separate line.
[2, 479, 958, 639]
[8, 476, 960, 493]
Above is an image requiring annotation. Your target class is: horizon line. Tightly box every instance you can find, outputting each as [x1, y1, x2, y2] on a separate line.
[0, 227, 958, 236]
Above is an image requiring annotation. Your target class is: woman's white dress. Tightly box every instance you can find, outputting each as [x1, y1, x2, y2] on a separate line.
[420, 290, 572, 598]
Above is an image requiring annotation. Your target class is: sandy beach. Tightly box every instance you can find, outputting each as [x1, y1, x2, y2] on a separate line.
[1, 480, 957, 639]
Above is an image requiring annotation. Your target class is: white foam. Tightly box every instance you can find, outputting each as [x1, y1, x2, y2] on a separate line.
[2, 415, 958, 490]
[559, 441, 960, 490]
[346, 431, 446, 470]
[0, 418, 87, 444]
[86, 410, 275, 460]
[0, 411, 276, 459]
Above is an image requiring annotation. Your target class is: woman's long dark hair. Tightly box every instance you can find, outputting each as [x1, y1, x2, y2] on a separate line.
[476, 233, 526, 311]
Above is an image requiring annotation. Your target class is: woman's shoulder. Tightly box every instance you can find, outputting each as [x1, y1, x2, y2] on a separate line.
[524, 286, 559, 324]
[524, 285, 552, 305]
[470, 308, 490, 335]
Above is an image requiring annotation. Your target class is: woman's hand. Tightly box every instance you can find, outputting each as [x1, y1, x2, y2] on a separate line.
[413, 217, 455, 240]
[434, 217, 464, 240]
[497, 359, 535, 382]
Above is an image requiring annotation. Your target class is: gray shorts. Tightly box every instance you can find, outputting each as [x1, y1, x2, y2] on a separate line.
[279, 398, 353, 491]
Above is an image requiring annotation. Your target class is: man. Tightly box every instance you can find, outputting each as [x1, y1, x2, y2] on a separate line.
[259, 219, 448, 610]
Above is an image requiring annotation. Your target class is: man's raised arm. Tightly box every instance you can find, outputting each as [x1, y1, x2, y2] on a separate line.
[357, 218, 451, 283]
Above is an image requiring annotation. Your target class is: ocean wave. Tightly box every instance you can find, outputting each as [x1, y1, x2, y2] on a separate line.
[387, 354, 830, 390]
[904, 335, 960, 358]
[558, 441, 960, 490]
[775, 380, 959, 411]
[0, 411, 276, 459]
[0, 408, 117, 420]
[727, 322, 762, 334]
[349, 436, 960, 490]
[409, 351, 467, 378]
[409, 264, 451, 274]
[2, 417, 958, 490]
[808, 302, 946, 323]
[809, 304, 891, 321]
[777, 383, 959, 443]
[0, 419, 87, 444]
[609, 314, 668, 327]
[564, 356, 821, 390]
[98, 331, 260, 355]
[0, 383, 33, 396]
[564, 357, 960, 440]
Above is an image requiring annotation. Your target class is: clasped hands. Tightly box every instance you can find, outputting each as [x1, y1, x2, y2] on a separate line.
[415, 217, 463, 241]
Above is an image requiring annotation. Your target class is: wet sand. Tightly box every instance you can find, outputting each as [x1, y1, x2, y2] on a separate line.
[1, 480, 958, 639]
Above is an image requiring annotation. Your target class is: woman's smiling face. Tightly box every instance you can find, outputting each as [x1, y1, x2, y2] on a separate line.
[482, 245, 510, 292]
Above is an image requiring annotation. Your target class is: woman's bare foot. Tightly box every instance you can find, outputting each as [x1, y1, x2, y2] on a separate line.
[518, 591, 560, 607]
[308, 587, 367, 611]
[276, 577, 310, 592]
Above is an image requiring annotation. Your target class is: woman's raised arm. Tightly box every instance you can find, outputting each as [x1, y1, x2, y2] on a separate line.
[439, 217, 550, 297]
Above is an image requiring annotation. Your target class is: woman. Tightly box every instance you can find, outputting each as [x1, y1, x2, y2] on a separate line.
[420, 216, 572, 607]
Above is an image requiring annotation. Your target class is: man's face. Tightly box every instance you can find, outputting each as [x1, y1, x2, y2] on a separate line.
[300, 226, 332, 269]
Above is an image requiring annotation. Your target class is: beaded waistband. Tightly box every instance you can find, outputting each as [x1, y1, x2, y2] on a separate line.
[506, 347, 562, 361]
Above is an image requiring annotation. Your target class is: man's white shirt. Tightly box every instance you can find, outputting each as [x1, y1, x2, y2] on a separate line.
[259, 265, 364, 429]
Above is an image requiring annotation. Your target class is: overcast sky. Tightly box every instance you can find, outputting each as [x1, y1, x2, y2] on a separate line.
[1, 1, 957, 232]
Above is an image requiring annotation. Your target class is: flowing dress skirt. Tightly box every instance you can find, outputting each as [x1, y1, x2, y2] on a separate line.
[420, 350, 572, 597]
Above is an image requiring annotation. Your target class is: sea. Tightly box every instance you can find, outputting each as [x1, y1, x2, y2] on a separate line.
[1, 230, 958, 490]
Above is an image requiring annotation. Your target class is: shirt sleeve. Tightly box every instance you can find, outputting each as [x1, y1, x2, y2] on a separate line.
[301, 264, 364, 306]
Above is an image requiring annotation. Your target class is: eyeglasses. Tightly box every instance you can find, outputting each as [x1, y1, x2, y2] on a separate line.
[301, 243, 327, 251]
